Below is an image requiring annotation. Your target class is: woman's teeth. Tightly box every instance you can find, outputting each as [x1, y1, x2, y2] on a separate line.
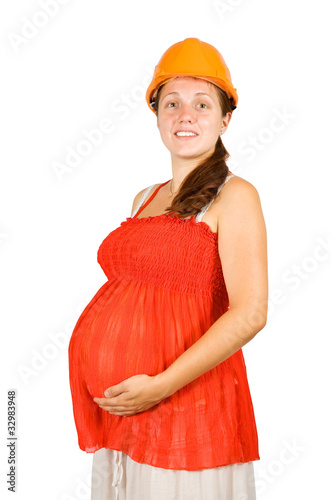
[175, 132, 197, 137]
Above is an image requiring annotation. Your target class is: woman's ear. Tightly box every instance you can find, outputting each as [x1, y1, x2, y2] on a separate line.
[221, 112, 232, 132]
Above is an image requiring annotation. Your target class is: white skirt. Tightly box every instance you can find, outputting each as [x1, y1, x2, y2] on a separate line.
[91, 448, 257, 500]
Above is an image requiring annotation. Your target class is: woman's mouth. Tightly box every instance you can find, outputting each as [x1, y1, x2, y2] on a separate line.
[174, 131, 198, 139]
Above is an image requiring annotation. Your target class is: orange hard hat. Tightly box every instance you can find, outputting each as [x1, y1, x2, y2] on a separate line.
[146, 37, 238, 114]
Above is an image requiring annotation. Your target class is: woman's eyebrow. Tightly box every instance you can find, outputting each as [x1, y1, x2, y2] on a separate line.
[161, 91, 213, 100]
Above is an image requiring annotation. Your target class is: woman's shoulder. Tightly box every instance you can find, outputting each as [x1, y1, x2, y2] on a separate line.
[221, 173, 261, 199]
[208, 173, 262, 222]
[132, 182, 162, 202]
[130, 183, 163, 216]
[213, 173, 264, 224]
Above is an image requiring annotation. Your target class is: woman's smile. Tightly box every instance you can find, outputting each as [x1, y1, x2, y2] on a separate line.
[174, 132, 199, 140]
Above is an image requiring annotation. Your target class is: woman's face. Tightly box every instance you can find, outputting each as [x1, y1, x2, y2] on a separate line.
[156, 77, 230, 163]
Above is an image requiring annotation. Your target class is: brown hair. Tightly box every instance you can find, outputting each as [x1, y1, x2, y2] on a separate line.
[154, 77, 234, 219]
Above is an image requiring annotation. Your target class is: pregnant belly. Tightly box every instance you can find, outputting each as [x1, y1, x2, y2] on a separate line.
[73, 309, 161, 399]
[69, 277, 222, 400]
[70, 279, 174, 398]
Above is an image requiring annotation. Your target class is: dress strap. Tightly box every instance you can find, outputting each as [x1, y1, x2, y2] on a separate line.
[132, 180, 171, 218]
[131, 184, 155, 218]
[195, 174, 235, 223]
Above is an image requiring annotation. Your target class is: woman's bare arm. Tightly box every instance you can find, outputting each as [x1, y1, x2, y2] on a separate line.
[155, 176, 268, 399]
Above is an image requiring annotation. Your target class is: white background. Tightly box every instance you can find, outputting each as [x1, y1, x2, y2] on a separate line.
[1, 1, 330, 498]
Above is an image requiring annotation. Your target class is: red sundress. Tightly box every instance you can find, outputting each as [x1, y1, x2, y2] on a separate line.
[68, 178, 260, 471]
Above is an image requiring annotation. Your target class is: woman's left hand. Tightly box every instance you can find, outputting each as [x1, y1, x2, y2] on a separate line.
[93, 374, 165, 416]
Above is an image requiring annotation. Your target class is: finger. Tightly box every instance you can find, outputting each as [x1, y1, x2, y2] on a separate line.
[93, 397, 113, 408]
[93, 396, 108, 404]
[93, 390, 124, 405]
[104, 384, 124, 398]
[94, 396, 131, 411]
[94, 394, 127, 405]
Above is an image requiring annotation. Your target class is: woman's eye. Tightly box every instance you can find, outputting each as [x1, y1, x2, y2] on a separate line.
[165, 102, 208, 109]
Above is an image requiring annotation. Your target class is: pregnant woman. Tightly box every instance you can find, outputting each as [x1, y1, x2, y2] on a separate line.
[68, 37, 268, 500]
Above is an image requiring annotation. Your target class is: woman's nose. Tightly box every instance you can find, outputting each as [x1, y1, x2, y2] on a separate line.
[178, 102, 196, 122]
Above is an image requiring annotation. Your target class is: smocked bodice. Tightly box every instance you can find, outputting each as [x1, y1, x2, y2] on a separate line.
[97, 213, 226, 297]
